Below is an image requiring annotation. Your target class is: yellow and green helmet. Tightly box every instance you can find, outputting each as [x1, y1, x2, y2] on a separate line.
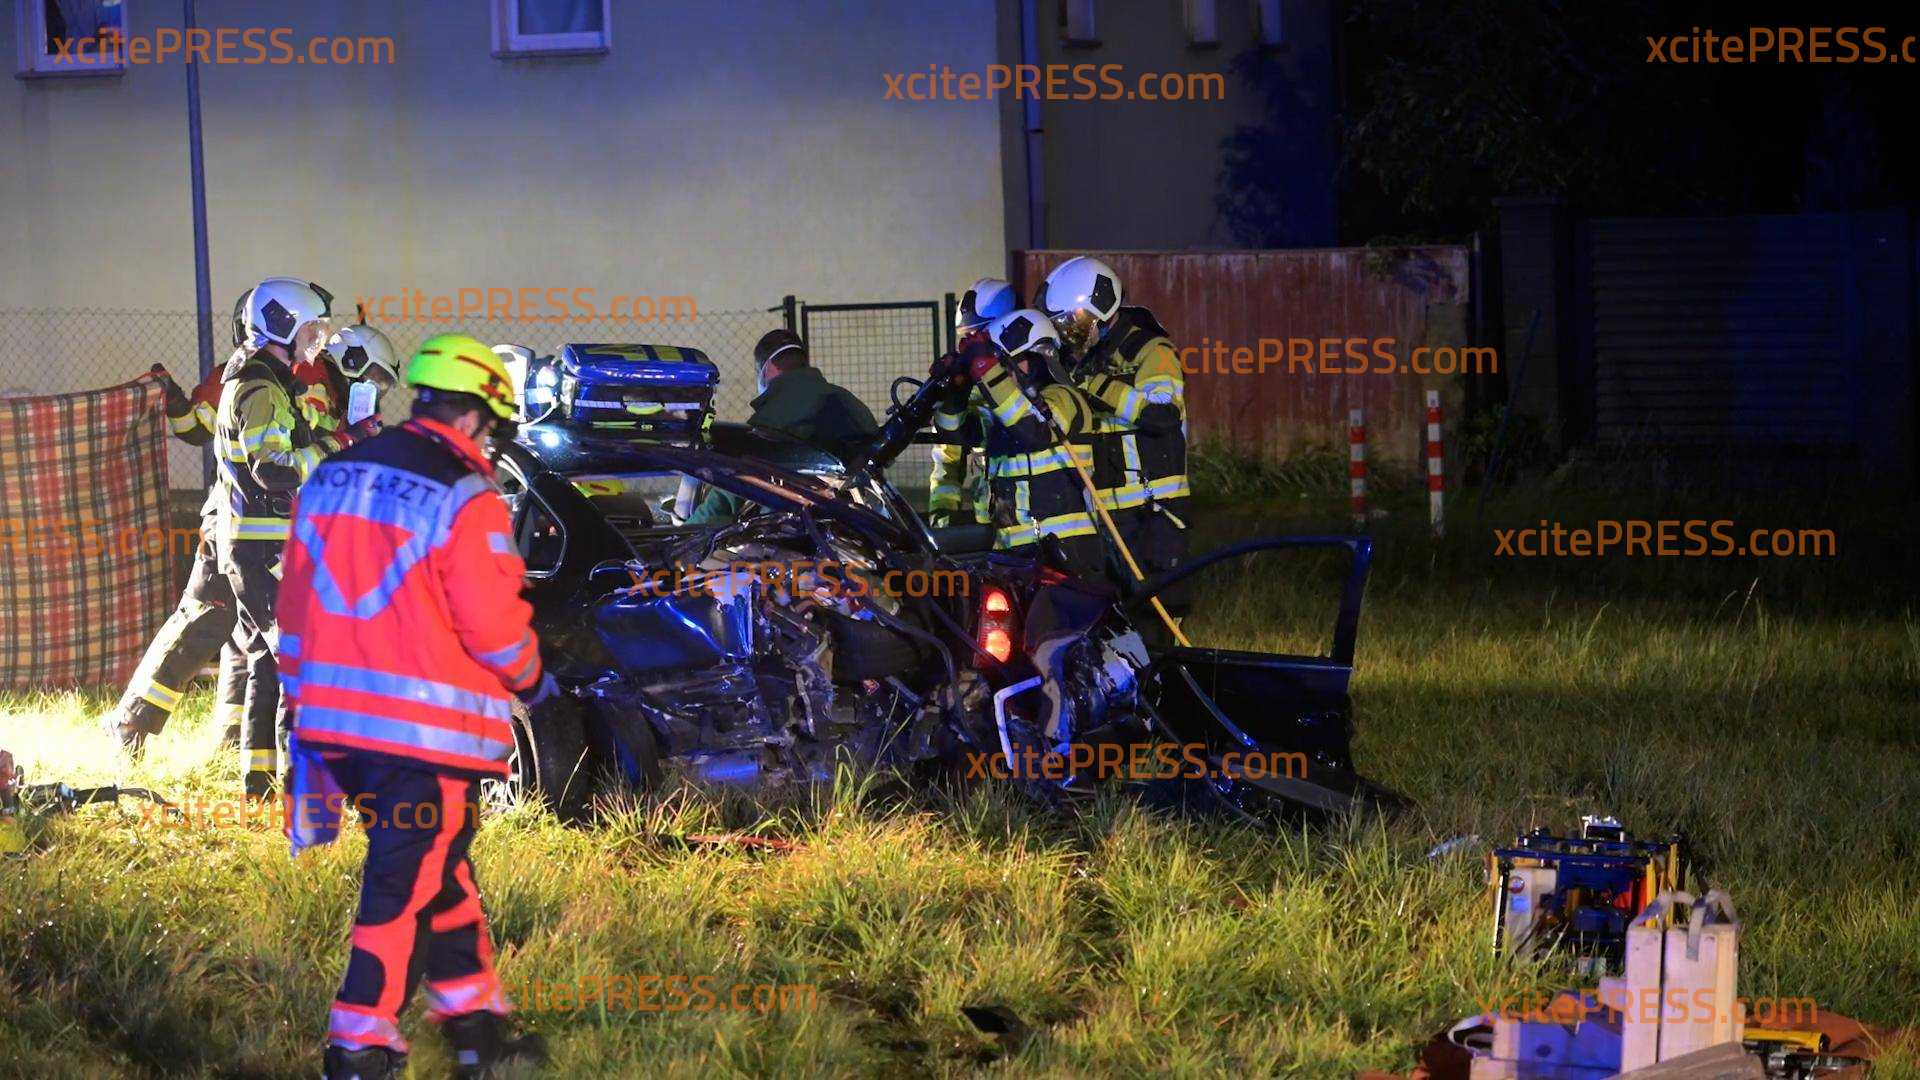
[405, 333, 518, 420]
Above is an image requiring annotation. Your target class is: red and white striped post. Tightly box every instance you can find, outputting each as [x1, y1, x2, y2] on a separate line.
[1349, 408, 1368, 530]
[1425, 389, 1445, 537]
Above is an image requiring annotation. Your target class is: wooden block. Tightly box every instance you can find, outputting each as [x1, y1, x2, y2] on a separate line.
[1611, 1041, 1762, 1079]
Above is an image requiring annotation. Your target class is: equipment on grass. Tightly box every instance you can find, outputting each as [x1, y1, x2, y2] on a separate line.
[1611, 888, 1742, 1069]
[1743, 1028, 1868, 1079]
[0, 748, 22, 855]
[0, 752, 177, 854]
[14, 783, 176, 817]
[1491, 815, 1686, 975]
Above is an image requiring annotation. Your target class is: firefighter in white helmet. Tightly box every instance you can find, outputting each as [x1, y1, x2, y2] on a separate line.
[1035, 256, 1190, 615]
[216, 278, 375, 796]
[927, 308, 1103, 576]
[928, 278, 1016, 528]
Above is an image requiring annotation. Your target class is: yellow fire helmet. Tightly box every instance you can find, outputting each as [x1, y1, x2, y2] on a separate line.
[405, 333, 519, 421]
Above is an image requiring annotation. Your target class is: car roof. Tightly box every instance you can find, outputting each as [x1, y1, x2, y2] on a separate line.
[514, 420, 846, 478]
[505, 421, 911, 549]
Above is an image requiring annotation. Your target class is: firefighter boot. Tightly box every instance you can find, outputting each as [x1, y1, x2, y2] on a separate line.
[443, 1012, 548, 1078]
[322, 1043, 407, 1080]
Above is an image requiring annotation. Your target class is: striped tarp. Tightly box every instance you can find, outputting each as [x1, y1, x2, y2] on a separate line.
[0, 373, 173, 688]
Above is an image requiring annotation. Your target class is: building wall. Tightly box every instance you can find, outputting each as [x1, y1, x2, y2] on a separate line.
[0, 0, 1006, 391]
[998, 0, 1338, 256]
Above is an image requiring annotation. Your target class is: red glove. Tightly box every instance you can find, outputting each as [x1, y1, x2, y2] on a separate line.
[335, 417, 381, 446]
[932, 332, 1000, 386]
[960, 333, 1000, 383]
[188, 371, 223, 410]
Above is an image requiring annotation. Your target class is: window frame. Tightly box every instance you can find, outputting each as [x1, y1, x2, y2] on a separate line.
[490, 0, 612, 59]
[498, 457, 569, 580]
[1058, 0, 1099, 48]
[1182, 0, 1219, 48]
[1252, 0, 1284, 47]
[15, 0, 130, 79]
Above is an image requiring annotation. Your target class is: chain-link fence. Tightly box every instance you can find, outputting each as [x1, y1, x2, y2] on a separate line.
[0, 302, 945, 498]
[799, 301, 945, 494]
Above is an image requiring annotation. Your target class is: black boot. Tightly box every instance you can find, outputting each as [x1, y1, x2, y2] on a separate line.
[322, 1043, 408, 1079]
[102, 708, 148, 759]
[442, 1012, 547, 1078]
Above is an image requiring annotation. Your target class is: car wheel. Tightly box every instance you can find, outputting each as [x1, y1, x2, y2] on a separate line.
[581, 698, 663, 797]
[487, 694, 594, 822]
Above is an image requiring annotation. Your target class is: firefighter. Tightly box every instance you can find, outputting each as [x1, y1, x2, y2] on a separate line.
[109, 311, 398, 756]
[928, 278, 1014, 527]
[216, 278, 374, 797]
[279, 332, 549, 1079]
[1035, 256, 1190, 607]
[940, 308, 1103, 577]
[105, 291, 265, 753]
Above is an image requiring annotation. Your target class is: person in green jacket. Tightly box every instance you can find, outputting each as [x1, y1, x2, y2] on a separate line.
[688, 329, 878, 523]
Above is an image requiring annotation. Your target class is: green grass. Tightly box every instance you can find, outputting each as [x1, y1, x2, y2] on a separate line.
[2, 481, 1917, 1078]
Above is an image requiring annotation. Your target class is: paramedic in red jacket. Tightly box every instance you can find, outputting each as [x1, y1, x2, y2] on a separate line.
[278, 332, 550, 1079]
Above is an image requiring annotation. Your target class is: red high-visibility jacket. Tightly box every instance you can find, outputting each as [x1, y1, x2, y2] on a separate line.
[277, 418, 541, 777]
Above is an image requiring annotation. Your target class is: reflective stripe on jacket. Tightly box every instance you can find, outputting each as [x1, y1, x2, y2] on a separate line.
[214, 354, 330, 543]
[1075, 306, 1189, 522]
[977, 365, 1099, 551]
[277, 418, 541, 777]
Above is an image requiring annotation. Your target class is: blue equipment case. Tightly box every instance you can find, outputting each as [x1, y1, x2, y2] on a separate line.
[556, 343, 718, 443]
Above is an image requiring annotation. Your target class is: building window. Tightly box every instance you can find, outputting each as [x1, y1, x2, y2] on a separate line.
[16, 0, 129, 78]
[1059, 0, 1098, 47]
[491, 0, 611, 58]
[1183, 0, 1218, 47]
[1253, 0, 1283, 46]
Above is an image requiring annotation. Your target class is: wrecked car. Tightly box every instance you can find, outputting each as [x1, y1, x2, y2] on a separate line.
[491, 346, 1399, 821]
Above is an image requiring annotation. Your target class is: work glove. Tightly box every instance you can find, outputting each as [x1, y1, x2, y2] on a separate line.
[517, 672, 560, 708]
[931, 332, 1000, 387]
[189, 373, 223, 411]
[322, 417, 381, 453]
[151, 365, 189, 416]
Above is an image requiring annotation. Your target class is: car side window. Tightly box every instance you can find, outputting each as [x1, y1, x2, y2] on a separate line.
[496, 460, 565, 578]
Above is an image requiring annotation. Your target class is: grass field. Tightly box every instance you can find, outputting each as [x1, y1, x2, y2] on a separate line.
[1, 480, 1916, 1078]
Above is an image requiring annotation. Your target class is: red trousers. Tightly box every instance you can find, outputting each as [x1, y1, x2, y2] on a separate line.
[324, 756, 508, 1053]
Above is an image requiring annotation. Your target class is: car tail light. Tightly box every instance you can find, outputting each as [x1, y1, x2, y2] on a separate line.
[977, 586, 1017, 663]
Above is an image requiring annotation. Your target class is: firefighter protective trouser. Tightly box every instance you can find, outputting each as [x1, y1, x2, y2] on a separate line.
[223, 538, 285, 797]
[325, 756, 507, 1055]
[113, 528, 247, 738]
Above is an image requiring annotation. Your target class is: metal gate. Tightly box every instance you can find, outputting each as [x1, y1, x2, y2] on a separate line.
[1571, 210, 1912, 474]
[788, 298, 945, 494]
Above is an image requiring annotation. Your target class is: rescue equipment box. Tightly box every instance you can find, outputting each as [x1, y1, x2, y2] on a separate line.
[1492, 816, 1685, 976]
[556, 343, 717, 442]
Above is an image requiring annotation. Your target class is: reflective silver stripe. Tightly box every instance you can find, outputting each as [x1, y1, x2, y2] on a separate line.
[300, 661, 512, 721]
[298, 705, 511, 762]
[476, 631, 532, 670]
[296, 513, 435, 620]
[425, 976, 507, 1019]
[487, 532, 513, 555]
[329, 1006, 407, 1053]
